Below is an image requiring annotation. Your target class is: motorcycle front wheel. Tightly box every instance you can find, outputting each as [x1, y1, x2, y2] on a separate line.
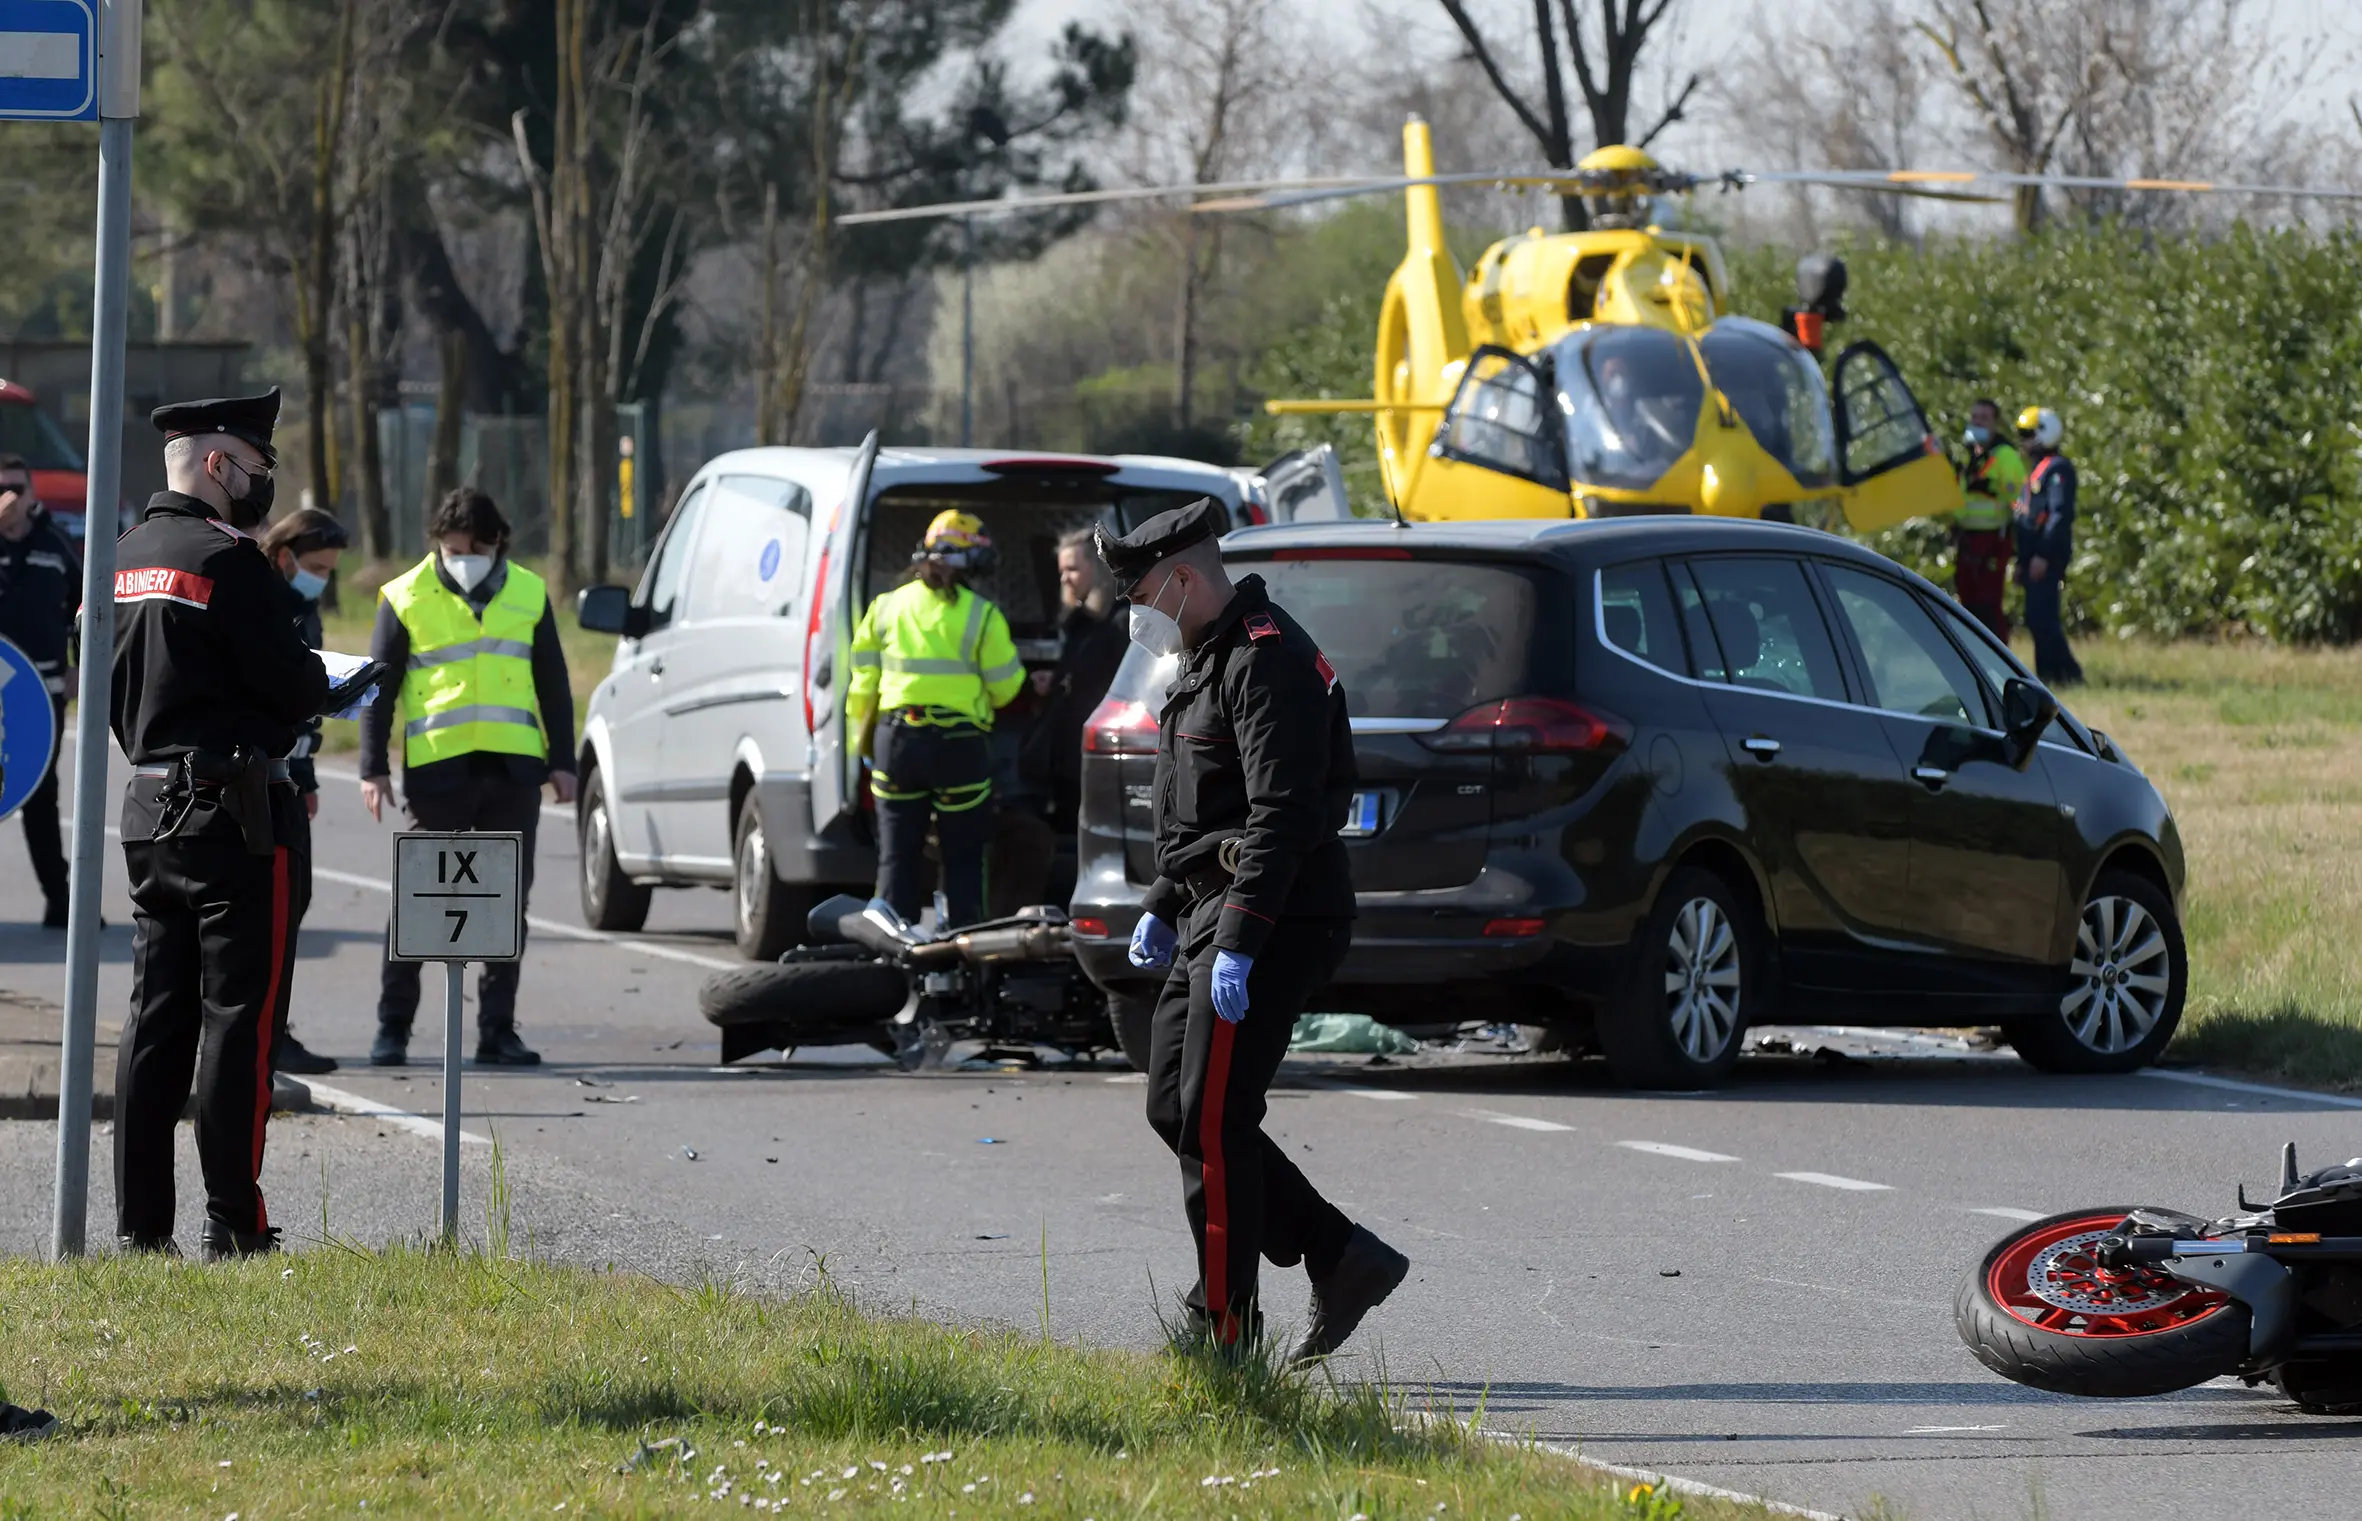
[1956, 1208, 2248, 1398]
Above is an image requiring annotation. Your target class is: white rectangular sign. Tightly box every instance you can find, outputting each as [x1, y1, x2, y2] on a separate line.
[391, 832, 524, 962]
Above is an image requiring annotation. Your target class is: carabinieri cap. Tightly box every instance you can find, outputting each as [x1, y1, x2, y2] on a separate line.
[149, 387, 282, 468]
[1095, 497, 1220, 594]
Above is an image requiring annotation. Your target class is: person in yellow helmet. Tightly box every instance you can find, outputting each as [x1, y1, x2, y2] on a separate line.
[2013, 405, 2083, 686]
[847, 510, 1026, 928]
[1950, 398, 2028, 640]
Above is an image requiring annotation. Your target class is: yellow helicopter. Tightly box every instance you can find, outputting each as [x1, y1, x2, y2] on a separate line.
[1254, 122, 1958, 531]
[840, 136, 2362, 530]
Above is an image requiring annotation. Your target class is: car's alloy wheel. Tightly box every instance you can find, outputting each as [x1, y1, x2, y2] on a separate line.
[730, 799, 803, 961]
[2062, 893, 2172, 1055]
[577, 771, 650, 932]
[735, 812, 769, 943]
[1663, 896, 1742, 1063]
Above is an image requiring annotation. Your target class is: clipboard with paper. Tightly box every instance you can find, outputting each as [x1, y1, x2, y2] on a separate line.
[319, 650, 391, 721]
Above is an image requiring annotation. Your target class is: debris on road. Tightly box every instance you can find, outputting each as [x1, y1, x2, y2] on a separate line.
[1288, 1013, 1420, 1055]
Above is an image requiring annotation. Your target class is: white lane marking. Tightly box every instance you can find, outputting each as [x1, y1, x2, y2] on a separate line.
[2139, 1067, 2362, 1110]
[309, 865, 737, 971]
[1337, 1088, 1417, 1101]
[1471, 1111, 1575, 1133]
[1508, 1441, 1844, 1521]
[1905, 1424, 2007, 1434]
[1969, 1206, 2047, 1222]
[314, 762, 573, 824]
[1776, 1170, 1893, 1191]
[301, 1081, 491, 1146]
[1618, 1140, 1739, 1163]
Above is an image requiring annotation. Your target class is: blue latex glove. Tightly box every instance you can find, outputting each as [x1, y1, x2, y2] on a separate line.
[1211, 949, 1254, 1024]
[1129, 913, 1176, 969]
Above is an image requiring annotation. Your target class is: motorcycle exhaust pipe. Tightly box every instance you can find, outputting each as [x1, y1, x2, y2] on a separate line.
[902, 922, 1072, 969]
[807, 892, 923, 958]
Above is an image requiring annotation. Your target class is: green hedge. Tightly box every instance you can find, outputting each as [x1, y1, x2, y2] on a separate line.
[1240, 220, 2362, 642]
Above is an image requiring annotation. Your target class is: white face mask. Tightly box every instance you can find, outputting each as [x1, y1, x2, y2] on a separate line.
[443, 552, 494, 592]
[1127, 572, 1189, 658]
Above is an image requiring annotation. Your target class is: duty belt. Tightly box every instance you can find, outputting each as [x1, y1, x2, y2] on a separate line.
[1180, 836, 1246, 901]
[135, 760, 293, 784]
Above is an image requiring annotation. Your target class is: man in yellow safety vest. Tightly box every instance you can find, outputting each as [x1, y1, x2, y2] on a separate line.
[1951, 397, 2028, 640]
[357, 488, 575, 1066]
[847, 510, 1027, 929]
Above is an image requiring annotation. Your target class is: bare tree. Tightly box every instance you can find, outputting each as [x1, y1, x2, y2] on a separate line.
[1431, 0, 1702, 229]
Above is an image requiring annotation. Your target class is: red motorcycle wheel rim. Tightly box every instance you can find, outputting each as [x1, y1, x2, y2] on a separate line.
[1988, 1213, 2231, 1338]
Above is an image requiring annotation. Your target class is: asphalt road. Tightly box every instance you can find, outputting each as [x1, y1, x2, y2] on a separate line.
[5, 740, 2361, 1520]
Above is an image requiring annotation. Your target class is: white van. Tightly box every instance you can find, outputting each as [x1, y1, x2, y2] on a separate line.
[573, 438, 1349, 958]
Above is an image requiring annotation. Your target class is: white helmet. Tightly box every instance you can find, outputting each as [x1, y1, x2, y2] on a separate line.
[2015, 405, 2062, 451]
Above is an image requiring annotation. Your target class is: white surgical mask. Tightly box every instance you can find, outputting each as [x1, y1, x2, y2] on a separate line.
[288, 566, 329, 601]
[1127, 574, 1189, 658]
[443, 552, 494, 592]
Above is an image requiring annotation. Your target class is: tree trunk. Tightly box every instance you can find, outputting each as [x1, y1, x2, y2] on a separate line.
[424, 326, 466, 532]
[304, 0, 357, 512]
[757, 182, 781, 445]
[542, 0, 588, 596]
[1172, 219, 1202, 433]
[345, 309, 385, 553]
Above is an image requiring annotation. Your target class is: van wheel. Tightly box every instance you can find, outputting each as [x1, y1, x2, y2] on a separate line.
[733, 799, 805, 962]
[579, 770, 651, 932]
[1599, 866, 1758, 1089]
[2004, 870, 2185, 1074]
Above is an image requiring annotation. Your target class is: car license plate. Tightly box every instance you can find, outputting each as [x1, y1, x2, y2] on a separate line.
[1341, 791, 1383, 837]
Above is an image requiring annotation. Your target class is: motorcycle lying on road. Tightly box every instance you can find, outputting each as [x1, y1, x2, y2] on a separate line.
[1958, 1142, 2362, 1412]
[697, 896, 1121, 1069]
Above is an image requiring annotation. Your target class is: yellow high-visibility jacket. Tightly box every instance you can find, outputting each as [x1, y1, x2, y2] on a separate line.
[847, 579, 1025, 734]
[383, 558, 549, 767]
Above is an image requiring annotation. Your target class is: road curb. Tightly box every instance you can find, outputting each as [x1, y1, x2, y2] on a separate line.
[1482, 1431, 1850, 1521]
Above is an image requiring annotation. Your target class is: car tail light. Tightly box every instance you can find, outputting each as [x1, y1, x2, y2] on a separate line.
[1083, 696, 1158, 755]
[1420, 697, 1630, 753]
[1241, 499, 1269, 525]
[1483, 917, 1546, 937]
[1070, 917, 1110, 939]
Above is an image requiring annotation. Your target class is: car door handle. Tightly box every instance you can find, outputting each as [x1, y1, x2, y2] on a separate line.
[1913, 765, 1952, 788]
[1741, 736, 1781, 758]
[647, 659, 665, 678]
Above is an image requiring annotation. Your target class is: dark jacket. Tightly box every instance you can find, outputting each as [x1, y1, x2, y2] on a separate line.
[1138, 574, 1357, 957]
[264, 570, 327, 794]
[1020, 602, 1129, 829]
[356, 556, 575, 797]
[111, 492, 330, 840]
[0, 505, 81, 692]
[2017, 452, 2077, 569]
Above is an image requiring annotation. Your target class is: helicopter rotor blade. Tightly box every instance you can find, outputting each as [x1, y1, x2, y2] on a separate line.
[834, 176, 1388, 226]
[1739, 167, 2362, 203]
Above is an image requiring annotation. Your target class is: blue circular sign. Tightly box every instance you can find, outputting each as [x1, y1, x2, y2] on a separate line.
[0, 634, 60, 824]
[758, 538, 782, 582]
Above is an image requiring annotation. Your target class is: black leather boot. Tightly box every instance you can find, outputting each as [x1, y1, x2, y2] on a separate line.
[116, 1232, 180, 1257]
[274, 1032, 338, 1074]
[474, 1026, 541, 1066]
[200, 1220, 282, 1262]
[369, 1024, 410, 1066]
[1289, 1225, 1410, 1366]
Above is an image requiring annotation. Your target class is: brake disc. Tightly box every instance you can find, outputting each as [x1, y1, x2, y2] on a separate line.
[2026, 1229, 2191, 1315]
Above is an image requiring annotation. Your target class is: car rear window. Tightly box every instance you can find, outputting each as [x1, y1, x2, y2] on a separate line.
[1253, 555, 1536, 719]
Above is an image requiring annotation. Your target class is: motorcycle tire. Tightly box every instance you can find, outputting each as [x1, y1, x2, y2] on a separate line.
[1955, 1208, 2249, 1399]
[699, 959, 911, 1032]
[2274, 1357, 2362, 1414]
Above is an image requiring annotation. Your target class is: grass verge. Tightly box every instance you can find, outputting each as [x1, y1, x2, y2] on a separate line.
[2059, 637, 2362, 1089]
[0, 1249, 1769, 1519]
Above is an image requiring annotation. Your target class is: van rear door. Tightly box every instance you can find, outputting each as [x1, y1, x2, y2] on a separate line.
[805, 432, 880, 839]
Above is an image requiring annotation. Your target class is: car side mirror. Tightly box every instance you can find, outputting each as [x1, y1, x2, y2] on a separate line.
[2000, 677, 2057, 770]
[576, 584, 647, 638]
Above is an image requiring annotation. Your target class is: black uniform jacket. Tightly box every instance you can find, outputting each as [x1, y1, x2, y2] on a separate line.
[1139, 574, 1356, 957]
[264, 570, 327, 795]
[111, 492, 330, 840]
[0, 506, 81, 693]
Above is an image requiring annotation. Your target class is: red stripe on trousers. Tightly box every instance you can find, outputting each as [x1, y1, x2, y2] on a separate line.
[1200, 1016, 1237, 1343]
[250, 846, 289, 1231]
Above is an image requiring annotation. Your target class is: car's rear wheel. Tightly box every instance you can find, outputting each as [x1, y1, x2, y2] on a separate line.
[2004, 870, 2185, 1074]
[1107, 986, 1157, 1072]
[579, 769, 651, 932]
[733, 798, 805, 961]
[1598, 865, 1758, 1089]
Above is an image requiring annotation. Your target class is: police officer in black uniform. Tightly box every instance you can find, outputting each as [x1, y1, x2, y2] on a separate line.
[1097, 501, 1410, 1361]
[111, 389, 344, 1258]
[0, 451, 81, 925]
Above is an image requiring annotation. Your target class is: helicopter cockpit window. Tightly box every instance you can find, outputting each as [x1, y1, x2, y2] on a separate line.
[1697, 319, 1836, 489]
[1557, 326, 1704, 491]
[1433, 346, 1568, 489]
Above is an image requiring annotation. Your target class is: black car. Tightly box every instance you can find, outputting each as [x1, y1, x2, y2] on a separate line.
[1070, 516, 2186, 1089]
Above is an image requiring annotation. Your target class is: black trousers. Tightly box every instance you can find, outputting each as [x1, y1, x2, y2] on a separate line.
[2022, 572, 2083, 685]
[21, 695, 68, 907]
[872, 716, 993, 929]
[377, 775, 540, 1034]
[116, 801, 308, 1240]
[1144, 899, 1354, 1342]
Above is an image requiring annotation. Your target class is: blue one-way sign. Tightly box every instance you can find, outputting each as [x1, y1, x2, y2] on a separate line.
[0, 0, 97, 121]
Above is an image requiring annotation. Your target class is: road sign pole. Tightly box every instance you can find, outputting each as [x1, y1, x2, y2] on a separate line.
[440, 960, 463, 1243]
[52, 1, 143, 1258]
